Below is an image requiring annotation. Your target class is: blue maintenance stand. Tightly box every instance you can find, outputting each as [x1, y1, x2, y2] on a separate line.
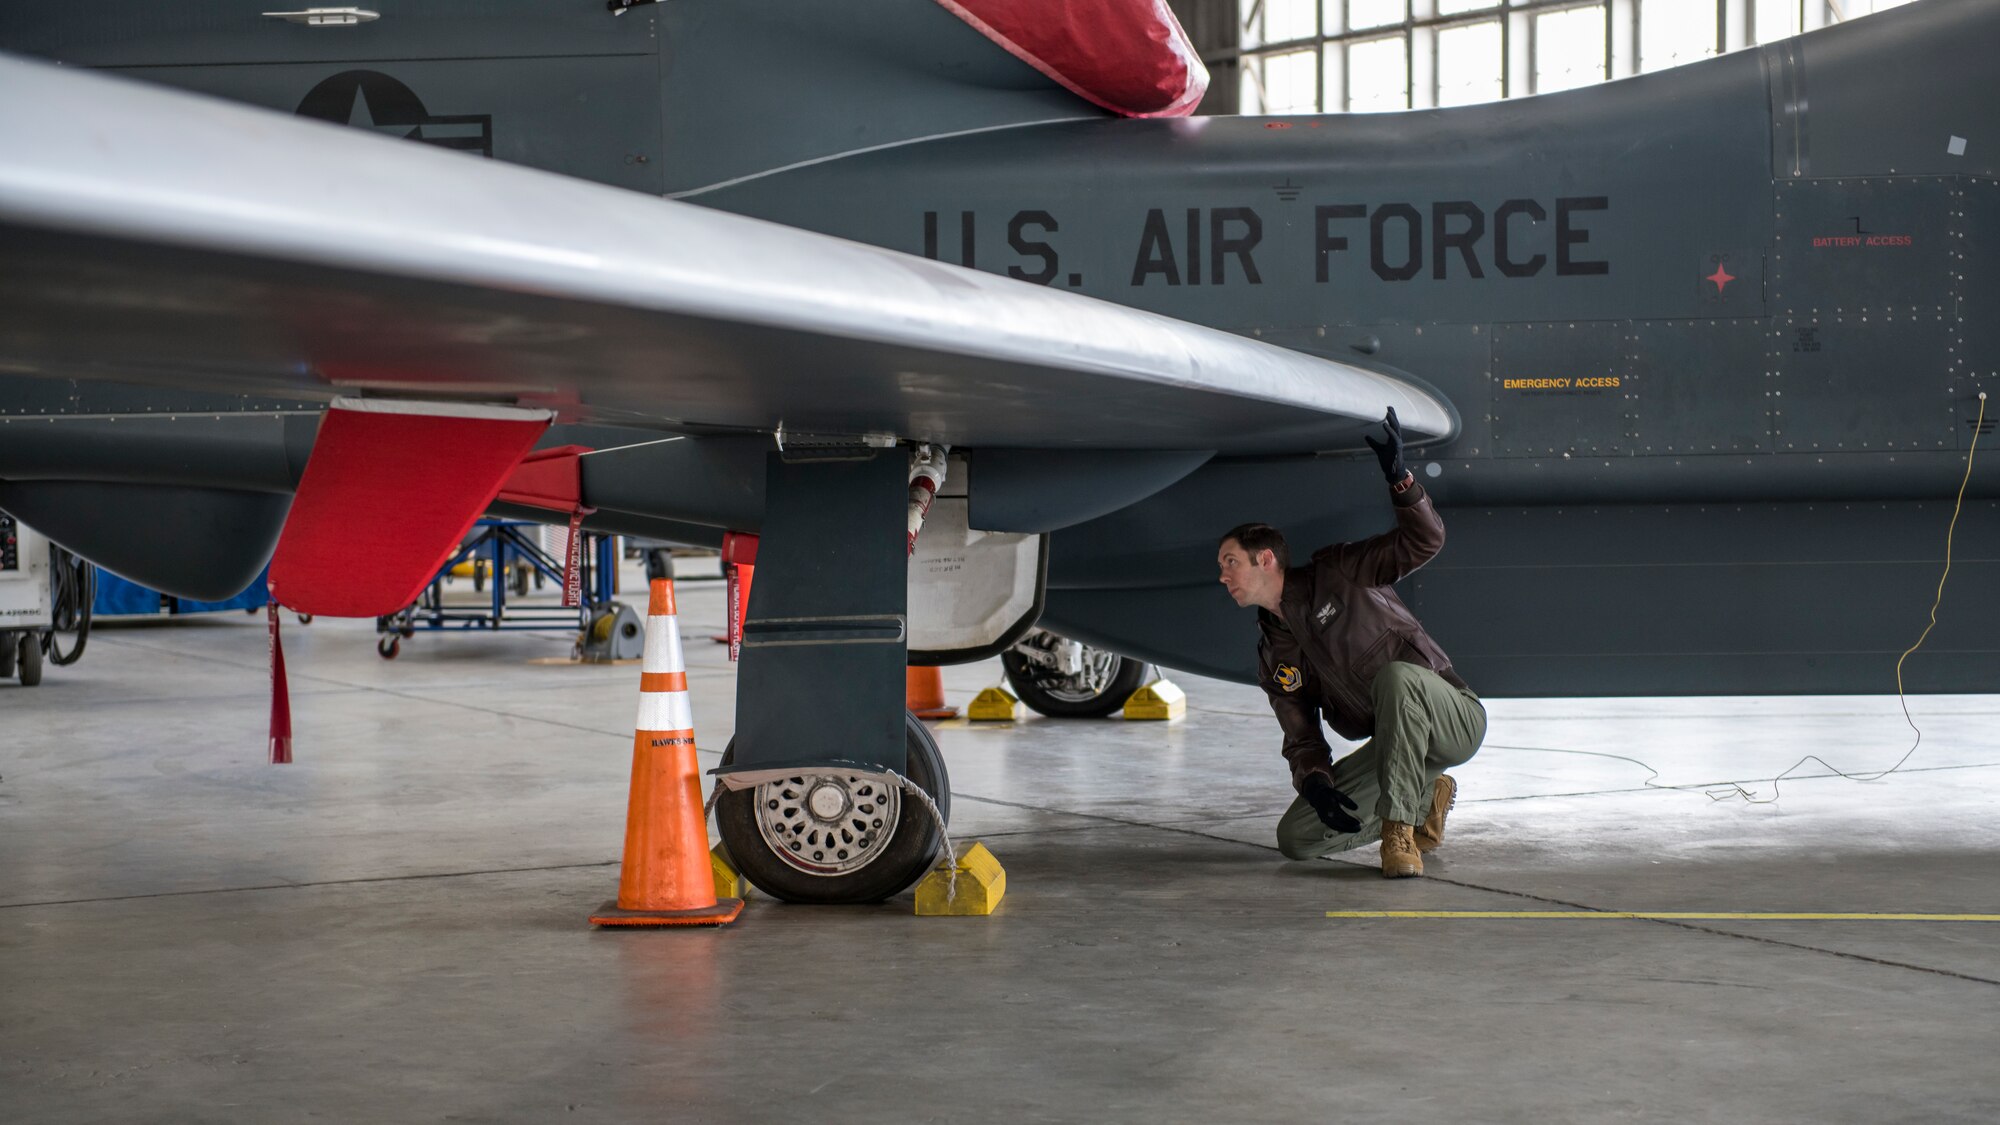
[374, 519, 616, 659]
[95, 566, 272, 616]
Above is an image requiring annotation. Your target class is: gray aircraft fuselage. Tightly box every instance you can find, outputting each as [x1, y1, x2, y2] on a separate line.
[0, 0, 1994, 694]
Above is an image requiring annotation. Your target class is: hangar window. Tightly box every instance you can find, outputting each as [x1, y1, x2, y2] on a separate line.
[1238, 0, 1929, 114]
[1345, 35, 1411, 111]
[1257, 47, 1323, 113]
[1436, 20, 1503, 107]
[1255, 0, 1321, 45]
[1640, 0, 1717, 72]
[1533, 4, 1607, 93]
[1348, 0, 1409, 30]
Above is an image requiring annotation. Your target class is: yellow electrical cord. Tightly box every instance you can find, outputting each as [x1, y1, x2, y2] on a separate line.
[1718, 390, 1988, 803]
[1485, 392, 1990, 806]
[1892, 391, 1987, 734]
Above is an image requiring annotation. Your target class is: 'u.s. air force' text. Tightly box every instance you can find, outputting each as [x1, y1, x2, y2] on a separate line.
[920, 199, 1610, 287]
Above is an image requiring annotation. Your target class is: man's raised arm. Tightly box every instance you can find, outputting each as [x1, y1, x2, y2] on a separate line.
[1328, 407, 1446, 587]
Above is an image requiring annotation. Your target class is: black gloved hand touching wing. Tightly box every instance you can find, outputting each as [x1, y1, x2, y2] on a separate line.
[1362, 406, 1407, 484]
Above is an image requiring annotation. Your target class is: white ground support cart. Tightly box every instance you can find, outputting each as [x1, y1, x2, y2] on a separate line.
[0, 514, 93, 687]
[0, 513, 54, 686]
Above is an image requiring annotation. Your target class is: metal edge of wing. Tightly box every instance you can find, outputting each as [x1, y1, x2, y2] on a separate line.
[0, 53, 1455, 442]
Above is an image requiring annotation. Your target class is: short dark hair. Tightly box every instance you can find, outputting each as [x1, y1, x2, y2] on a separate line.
[1220, 523, 1288, 570]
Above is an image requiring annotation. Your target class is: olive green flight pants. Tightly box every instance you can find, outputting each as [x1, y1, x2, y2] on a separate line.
[1276, 661, 1487, 860]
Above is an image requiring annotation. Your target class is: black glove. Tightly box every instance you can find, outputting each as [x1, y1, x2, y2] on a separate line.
[1362, 406, 1406, 484]
[1301, 773, 1361, 834]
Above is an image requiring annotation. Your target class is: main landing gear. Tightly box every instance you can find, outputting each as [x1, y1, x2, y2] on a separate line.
[715, 447, 950, 903]
[1002, 629, 1148, 718]
[714, 710, 950, 904]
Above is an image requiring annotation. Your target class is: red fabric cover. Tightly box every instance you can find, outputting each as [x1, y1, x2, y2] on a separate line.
[268, 603, 292, 764]
[935, 0, 1208, 118]
[721, 531, 760, 568]
[269, 405, 551, 617]
[721, 532, 759, 664]
[495, 444, 593, 512]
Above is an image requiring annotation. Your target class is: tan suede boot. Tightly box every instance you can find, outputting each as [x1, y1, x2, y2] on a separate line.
[1380, 821, 1423, 878]
[1412, 774, 1457, 854]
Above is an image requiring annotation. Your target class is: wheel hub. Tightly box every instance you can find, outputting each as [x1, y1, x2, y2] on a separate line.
[754, 772, 902, 876]
[807, 783, 848, 820]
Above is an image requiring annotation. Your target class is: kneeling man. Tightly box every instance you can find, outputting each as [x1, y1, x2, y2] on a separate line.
[1217, 409, 1486, 877]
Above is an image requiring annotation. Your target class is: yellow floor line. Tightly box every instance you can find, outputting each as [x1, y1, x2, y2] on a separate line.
[1324, 911, 2000, 921]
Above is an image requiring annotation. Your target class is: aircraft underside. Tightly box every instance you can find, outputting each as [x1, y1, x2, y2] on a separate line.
[1, 0, 1996, 902]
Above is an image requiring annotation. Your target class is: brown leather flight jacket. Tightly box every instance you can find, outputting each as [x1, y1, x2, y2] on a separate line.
[1256, 479, 1471, 790]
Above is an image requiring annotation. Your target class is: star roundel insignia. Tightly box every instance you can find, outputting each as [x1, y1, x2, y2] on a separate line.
[1274, 664, 1303, 693]
[1705, 262, 1736, 294]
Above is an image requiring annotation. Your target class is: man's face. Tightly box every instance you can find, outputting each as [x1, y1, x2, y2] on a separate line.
[1217, 538, 1279, 608]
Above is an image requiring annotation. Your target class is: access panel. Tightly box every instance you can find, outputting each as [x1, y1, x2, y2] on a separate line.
[1490, 321, 1633, 458]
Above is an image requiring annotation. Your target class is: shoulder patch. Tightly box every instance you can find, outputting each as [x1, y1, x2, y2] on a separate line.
[1273, 664, 1303, 693]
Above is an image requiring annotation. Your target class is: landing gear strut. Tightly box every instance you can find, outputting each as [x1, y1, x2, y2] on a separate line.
[717, 447, 947, 902]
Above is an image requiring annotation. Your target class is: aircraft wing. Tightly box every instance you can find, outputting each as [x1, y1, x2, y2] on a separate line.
[0, 54, 1452, 455]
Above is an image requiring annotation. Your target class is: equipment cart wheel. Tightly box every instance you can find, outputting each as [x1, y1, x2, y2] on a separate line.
[377, 636, 401, 660]
[1001, 631, 1148, 718]
[297, 613, 313, 626]
[0, 632, 15, 679]
[17, 633, 44, 687]
[714, 710, 951, 904]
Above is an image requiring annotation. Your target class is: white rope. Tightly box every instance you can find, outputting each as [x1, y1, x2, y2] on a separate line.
[887, 769, 959, 904]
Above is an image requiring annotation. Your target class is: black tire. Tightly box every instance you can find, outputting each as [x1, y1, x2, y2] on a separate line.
[1002, 645, 1149, 718]
[511, 566, 530, 596]
[18, 634, 44, 687]
[472, 565, 485, 593]
[377, 636, 401, 660]
[715, 710, 950, 904]
[0, 633, 15, 679]
[297, 613, 313, 626]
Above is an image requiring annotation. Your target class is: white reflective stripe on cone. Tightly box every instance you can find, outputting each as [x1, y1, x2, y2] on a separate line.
[643, 615, 685, 674]
[636, 690, 694, 733]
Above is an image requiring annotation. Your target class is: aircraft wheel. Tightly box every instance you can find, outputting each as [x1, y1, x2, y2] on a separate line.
[17, 633, 44, 687]
[715, 710, 951, 904]
[1002, 633, 1148, 718]
[377, 636, 401, 660]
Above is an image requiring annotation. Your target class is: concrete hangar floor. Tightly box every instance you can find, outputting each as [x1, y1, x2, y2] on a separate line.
[3, 561, 1997, 1124]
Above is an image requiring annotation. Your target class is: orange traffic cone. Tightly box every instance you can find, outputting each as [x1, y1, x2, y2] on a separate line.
[906, 665, 958, 720]
[590, 577, 744, 927]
